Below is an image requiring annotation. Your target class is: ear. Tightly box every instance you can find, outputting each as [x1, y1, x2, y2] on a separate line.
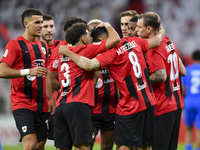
[97, 37, 103, 42]
[81, 36, 87, 44]
[24, 21, 28, 28]
[147, 26, 152, 33]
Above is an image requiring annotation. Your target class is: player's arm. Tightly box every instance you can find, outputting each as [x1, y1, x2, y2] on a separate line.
[179, 58, 186, 76]
[0, 62, 47, 79]
[94, 70, 101, 86]
[59, 47, 100, 71]
[46, 72, 55, 115]
[147, 25, 165, 49]
[48, 70, 60, 91]
[149, 68, 167, 83]
[96, 22, 120, 50]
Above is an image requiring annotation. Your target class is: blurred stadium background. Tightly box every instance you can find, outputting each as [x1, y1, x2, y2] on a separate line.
[0, 0, 200, 148]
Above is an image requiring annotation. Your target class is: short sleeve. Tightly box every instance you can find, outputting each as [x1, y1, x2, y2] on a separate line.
[1, 40, 20, 68]
[48, 48, 59, 72]
[95, 48, 117, 70]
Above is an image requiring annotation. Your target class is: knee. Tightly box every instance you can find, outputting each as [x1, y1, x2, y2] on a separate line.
[23, 141, 37, 150]
[101, 144, 113, 150]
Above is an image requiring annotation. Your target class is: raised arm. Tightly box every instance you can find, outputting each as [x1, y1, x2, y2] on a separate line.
[59, 46, 100, 71]
[96, 22, 120, 50]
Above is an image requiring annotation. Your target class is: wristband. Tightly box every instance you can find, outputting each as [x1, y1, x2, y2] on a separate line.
[20, 69, 30, 76]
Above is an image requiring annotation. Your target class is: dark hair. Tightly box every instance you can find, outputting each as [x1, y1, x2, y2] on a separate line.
[91, 27, 108, 42]
[21, 8, 43, 27]
[192, 49, 200, 61]
[138, 12, 160, 31]
[130, 16, 138, 22]
[43, 14, 54, 21]
[63, 17, 87, 32]
[65, 22, 89, 45]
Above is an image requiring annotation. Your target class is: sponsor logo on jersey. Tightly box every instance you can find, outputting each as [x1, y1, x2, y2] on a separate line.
[22, 126, 27, 133]
[172, 82, 180, 91]
[135, 80, 147, 91]
[32, 59, 45, 67]
[104, 78, 114, 84]
[3, 49, 8, 57]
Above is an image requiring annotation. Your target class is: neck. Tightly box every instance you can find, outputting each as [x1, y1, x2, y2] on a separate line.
[149, 30, 159, 39]
[22, 31, 37, 42]
[72, 41, 85, 48]
[40, 38, 54, 46]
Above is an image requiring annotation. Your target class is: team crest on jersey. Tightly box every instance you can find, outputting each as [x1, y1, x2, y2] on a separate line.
[41, 47, 46, 55]
[22, 126, 27, 133]
[95, 78, 103, 88]
[3, 49, 8, 57]
[53, 60, 59, 69]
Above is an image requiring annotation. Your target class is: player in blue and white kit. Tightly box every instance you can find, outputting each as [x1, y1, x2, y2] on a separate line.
[182, 49, 200, 150]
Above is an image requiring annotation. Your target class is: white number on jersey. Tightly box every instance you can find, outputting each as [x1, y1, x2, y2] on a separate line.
[129, 51, 142, 78]
[61, 63, 70, 87]
[167, 53, 179, 81]
[190, 70, 200, 94]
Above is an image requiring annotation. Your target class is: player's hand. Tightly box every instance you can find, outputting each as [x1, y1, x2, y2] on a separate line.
[59, 45, 69, 55]
[96, 22, 111, 28]
[29, 66, 48, 77]
[48, 97, 55, 115]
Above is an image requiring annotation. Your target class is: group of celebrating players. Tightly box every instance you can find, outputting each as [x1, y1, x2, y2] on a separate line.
[0, 7, 187, 150]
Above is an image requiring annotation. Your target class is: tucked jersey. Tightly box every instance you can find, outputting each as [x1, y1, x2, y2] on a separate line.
[145, 36, 183, 116]
[93, 70, 118, 114]
[56, 40, 107, 107]
[48, 40, 61, 101]
[182, 64, 200, 108]
[1, 36, 49, 112]
[48, 40, 60, 58]
[96, 37, 156, 116]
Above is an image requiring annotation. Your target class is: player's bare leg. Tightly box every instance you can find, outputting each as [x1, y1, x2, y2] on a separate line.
[74, 143, 91, 150]
[196, 129, 200, 148]
[100, 129, 114, 150]
[35, 140, 46, 150]
[22, 134, 38, 150]
[116, 145, 131, 150]
[137, 146, 152, 150]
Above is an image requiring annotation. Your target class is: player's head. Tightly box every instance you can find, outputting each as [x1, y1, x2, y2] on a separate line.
[63, 17, 87, 32]
[21, 8, 43, 37]
[41, 14, 55, 42]
[88, 19, 103, 32]
[65, 22, 92, 45]
[91, 27, 108, 42]
[120, 10, 139, 38]
[128, 16, 138, 37]
[136, 12, 161, 39]
[192, 49, 200, 61]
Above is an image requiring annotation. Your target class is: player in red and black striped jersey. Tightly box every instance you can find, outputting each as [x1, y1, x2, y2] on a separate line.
[0, 8, 55, 150]
[55, 22, 120, 150]
[40, 14, 61, 141]
[136, 12, 186, 150]
[88, 19, 118, 150]
[59, 16, 165, 150]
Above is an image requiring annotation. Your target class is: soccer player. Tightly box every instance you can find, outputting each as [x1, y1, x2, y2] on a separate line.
[58, 12, 165, 150]
[54, 21, 120, 150]
[136, 12, 186, 150]
[120, 10, 139, 38]
[128, 16, 138, 37]
[88, 19, 118, 150]
[0, 8, 55, 150]
[182, 50, 200, 150]
[40, 14, 60, 141]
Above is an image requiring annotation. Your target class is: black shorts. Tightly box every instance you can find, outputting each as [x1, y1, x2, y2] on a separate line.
[92, 113, 115, 132]
[152, 109, 182, 150]
[115, 106, 155, 147]
[12, 109, 50, 142]
[54, 102, 93, 149]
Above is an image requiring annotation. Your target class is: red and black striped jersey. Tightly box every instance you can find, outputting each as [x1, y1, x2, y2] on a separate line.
[93, 70, 118, 114]
[48, 40, 60, 58]
[96, 37, 156, 116]
[145, 36, 184, 116]
[56, 40, 107, 107]
[1, 36, 49, 112]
